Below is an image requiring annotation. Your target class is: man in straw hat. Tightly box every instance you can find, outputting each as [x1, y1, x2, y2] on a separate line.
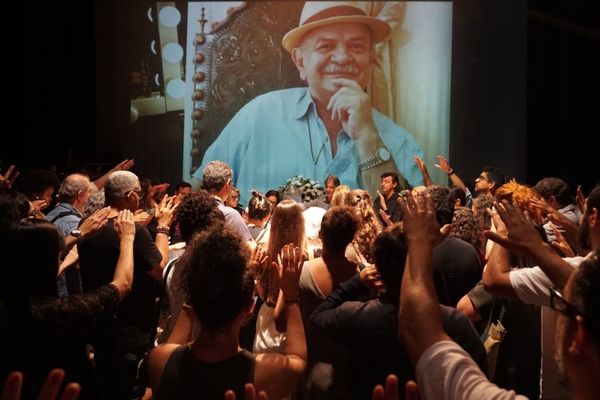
[193, 1, 423, 202]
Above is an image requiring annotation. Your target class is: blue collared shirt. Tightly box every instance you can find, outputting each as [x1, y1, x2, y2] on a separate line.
[45, 202, 82, 237]
[194, 87, 423, 204]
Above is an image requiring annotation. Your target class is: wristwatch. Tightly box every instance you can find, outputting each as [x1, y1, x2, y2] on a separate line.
[358, 146, 391, 172]
[69, 229, 84, 243]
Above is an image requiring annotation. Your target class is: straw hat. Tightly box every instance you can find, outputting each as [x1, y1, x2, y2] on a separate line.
[282, 1, 391, 52]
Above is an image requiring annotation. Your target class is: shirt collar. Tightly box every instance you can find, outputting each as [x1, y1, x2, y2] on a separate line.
[292, 87, 315, 120]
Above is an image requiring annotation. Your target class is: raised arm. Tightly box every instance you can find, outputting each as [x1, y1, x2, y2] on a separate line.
[92, 159, 134, 191]
[111, 209, 136, 300]
[414, 155, 433, 187]
[484, 200, 575, 288]
[434, 155, 468, 192]
[398, 192, 451, 364]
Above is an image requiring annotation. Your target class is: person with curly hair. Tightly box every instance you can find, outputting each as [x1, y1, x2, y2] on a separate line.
[344, 189, 382, 266]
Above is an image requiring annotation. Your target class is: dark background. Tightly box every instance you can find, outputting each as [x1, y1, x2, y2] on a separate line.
[5, 0, 599, 194]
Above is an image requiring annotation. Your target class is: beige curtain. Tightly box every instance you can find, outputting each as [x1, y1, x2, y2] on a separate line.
[361, 1, 452, 185]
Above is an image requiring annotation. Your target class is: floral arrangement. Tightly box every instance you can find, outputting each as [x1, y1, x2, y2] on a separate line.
[280, 175, 324, 203]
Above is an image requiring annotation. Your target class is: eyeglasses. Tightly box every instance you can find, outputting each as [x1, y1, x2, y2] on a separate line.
[550, 287, 585, 319]
[476, 175, 489, 182]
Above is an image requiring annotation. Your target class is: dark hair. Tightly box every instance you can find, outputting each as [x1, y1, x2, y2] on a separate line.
[183, 227, 254, 331]
[380, 171, 399, 186]
[12, 168, 59, 200]
[481, 166, 508, 194]
[247, 191, 270, 220]
[175, 181, 192, 191]
[586, 185, 600, 213]
[324, 175, 340, 187]
[320, 206, 358, 252]
[0, 191, 31, 230]
[451, 207, 481, 251]
[423, 185, 455, 226]
[202, 161, 232, 192]
[1, 219, 63, 301]
[374, 224, 408, 295]
[450, 186, 467, 208]
[533, 177, 573, 207]
[570, 251, 600, 347]
[175, 190, 224, 243]
[265, 189, 282, 204]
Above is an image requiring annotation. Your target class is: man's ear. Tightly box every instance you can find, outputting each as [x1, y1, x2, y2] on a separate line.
[291, 48, 306, 81]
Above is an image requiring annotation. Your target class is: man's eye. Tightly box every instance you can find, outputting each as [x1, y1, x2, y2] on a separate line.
[352, 44, 365, 50]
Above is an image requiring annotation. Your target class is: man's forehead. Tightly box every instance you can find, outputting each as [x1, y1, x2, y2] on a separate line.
[302, 23, 372, 43]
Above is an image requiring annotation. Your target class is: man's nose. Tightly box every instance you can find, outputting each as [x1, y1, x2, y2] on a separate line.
[331, 45, 352, 63]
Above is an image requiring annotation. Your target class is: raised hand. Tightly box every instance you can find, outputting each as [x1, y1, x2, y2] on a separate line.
[576, 185, 586, 214]
[113, 159, 135, 172]
[154, 194, 178, 228]
[359, 264, 383, 290]
[397, 192, 450, 246]
[133, 210, 153, 226]
[433, 155, 452, 175]
[224, 383, 269, 400]
[114, 209, 135, 240]
[483, 200, 544, 255]
[414, 155, 427, 173]
[275, 244, 303, 301]
[376, 190, 387, 211]
[549, 223, 575, 257]
[0, 164, 18, 192]
[372, 374, 402, 400]
[326, 78, 376, 140]
[249, 244, 268, 276]
[1, 369, 80, 400]
[379, 209, 393, 227]
[78, 206, 111, 239]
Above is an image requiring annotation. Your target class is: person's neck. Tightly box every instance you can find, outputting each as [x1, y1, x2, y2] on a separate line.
[191, 327, 241, 362]
[247, 218, 264, 228]
[106, 204, 127, 218]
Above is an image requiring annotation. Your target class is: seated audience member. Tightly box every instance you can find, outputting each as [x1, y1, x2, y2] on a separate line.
[398, 190, 600, 400]
[299, 206, 359, 399]
[451, 207, 482, 261]
[471, 193, 495, 258]
[311, 223, 485, 400]
[0, 212, 135, 399]
[147, 229, 306, 400]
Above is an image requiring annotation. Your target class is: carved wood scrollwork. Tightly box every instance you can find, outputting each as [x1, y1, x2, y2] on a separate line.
[190, 1, 305, 175]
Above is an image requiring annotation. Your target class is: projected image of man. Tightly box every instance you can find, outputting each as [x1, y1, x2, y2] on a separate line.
[192, 1, 424, 202]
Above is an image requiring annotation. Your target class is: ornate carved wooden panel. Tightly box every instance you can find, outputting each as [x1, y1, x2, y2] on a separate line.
[190, 1, 305, 175]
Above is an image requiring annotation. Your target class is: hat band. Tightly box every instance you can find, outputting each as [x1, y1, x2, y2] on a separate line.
[303, 6, 367, 26]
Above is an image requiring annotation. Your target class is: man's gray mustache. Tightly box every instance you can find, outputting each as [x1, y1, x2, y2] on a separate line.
[323, 64, 358, 74]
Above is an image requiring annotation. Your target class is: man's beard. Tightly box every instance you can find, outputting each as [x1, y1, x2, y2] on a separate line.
[578, 215, 590, 250]
[554, 327, 570, 388]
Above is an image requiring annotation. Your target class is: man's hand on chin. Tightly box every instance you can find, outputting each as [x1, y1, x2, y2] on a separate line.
[327, 78, 376, 140]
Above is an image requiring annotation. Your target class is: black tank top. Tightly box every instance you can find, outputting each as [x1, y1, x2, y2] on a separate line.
[157, 345, 256, 399]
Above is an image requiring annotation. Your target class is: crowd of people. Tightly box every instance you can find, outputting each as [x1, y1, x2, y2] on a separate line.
[0, 154, 598, 400]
